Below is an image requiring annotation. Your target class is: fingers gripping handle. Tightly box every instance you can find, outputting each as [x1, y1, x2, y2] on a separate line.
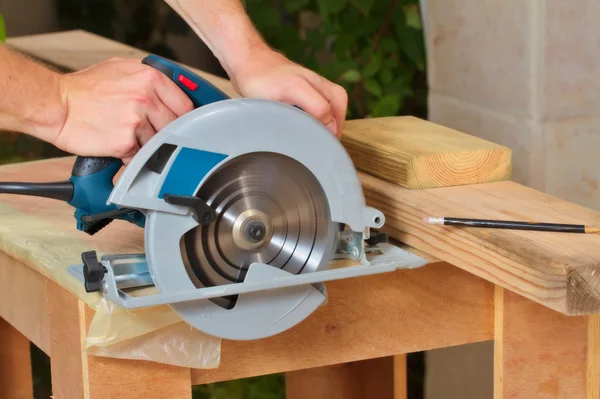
[141, 54, 231, 107]
[71, 55, 230, 210]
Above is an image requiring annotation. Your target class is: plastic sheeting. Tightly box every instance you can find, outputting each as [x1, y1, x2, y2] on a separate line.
[0, 201, 221, 369]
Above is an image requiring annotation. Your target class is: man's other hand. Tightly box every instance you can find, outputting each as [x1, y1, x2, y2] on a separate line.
[230, 50, 348, 139]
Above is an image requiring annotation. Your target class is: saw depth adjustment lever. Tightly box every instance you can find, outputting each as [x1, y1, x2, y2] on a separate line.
[0, 54, 229, 235]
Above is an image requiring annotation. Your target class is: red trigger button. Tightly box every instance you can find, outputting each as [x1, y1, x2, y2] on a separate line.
[178, 74, 199, 91]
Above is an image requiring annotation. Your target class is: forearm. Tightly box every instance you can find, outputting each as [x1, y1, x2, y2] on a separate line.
[164, 0, 270, 78]
[0, 45, 65, 143]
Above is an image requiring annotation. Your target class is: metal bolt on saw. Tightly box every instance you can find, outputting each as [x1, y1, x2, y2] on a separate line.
[0, 55, 427, 340]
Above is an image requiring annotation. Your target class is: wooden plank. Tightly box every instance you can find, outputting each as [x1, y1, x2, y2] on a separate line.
[361, 174, 600, 315]
[394, 355, 407, 399]
[0, 251, 50, 354]
[342, 116, 512, 189]
[0, 318, 33, 399]
[494, 287, 588, 398]
[47, 280, 86, 399]
[588, 314, 600, 399]
[191, 261, 493, 384]
[286, 357, 395, 399]
[47, 280, 192, 399]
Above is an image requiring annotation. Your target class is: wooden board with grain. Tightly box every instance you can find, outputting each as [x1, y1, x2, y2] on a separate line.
[494, 287, 590, 398]
[360, 173, 600, 315]
[342, 116, 512, 189]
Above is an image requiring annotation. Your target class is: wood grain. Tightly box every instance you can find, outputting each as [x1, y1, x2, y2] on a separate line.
[589, 314, 600, 399]
[0, 318, 33, 399]
[0, 250, 50, 353]
[361, 173, 600, 315]
[342, 116, 512, 189]
[191, 261, 493, 384]
[47, 280, 192, 399]
[494, 288, 588, 398]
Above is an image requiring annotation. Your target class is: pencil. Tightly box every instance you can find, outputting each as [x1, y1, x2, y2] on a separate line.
[423, 216, 600, 234]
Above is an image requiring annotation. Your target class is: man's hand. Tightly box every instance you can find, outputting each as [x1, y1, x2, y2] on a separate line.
[55, 58, 193, 163]
[164, 0, 348, 138]
[0, 45, 193, 163]
[230, 49, 348, 138]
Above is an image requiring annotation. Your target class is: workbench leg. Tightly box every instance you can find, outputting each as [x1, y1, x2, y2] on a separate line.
[47, 281, 192, 399]
[0, 317, 33, 399]
[285, 355, 403, 399]
[494, 286, 592, 398]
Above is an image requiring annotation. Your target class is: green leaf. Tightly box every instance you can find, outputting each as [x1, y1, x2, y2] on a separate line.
[333, 33, 354, 57]
[341, 69, 361, 82]
[384, 55, 399, 69]
[0, 14, 5, 43]
[379, 68, 394, 85]
[283, 0, 311, 13]
[398, 28, 426, 68]
[350, 0, 375, 15]
[404, 5, 422, 29]
[380, 37, 398, 54]
[372, 95, 402, 117]
[362, 53, 382, 78]
[306, 28, 325, 51]
[247, 2, 281, 31]
[364, 78, 383, 97]
[317, 0, 348, 16]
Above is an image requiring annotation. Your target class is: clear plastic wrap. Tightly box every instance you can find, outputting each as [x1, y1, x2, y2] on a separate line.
[0, 202, 222, 369]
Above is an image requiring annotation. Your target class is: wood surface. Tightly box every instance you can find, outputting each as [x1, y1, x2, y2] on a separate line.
[7, 30, 512, 191]
[286, 357, 396, 399]
[48, 279, 192, 399]
[342, 116, 512, 189]
[588, 314, 600, 399]
[0, 318, 33, 399]
[394, 355, 408, 399]
[0, 250, 50, 354]
[494, 287, 589, 398]
[191, 260, 493, 384]
[361, 173, 600, 315]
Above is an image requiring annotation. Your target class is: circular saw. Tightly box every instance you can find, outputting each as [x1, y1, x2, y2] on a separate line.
[0, 55, 427, 340]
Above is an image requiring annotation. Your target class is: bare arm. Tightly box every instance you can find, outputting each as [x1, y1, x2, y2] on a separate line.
[163, 0, 266, 79]
[164, 0, 348, 138]
[0, 45, 192, 162]
[0, 45, 65, 144]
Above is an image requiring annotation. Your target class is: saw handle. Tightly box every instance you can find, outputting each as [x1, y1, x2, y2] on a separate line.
[142, 54, 231, 107]
[69, 55, 230, 232]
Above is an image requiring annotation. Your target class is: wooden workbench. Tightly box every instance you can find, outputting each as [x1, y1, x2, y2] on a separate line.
[1, 30, 600, 399]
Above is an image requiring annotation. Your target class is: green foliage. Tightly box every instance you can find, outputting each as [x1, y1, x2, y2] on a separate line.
[245, 0, 427, 119]
[0, 13, 6, 43]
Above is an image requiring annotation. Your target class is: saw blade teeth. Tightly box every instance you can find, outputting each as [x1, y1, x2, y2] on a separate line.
[179, 152, 337, 309]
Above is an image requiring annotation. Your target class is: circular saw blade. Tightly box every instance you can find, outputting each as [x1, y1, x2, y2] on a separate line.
[180, 151, 337, 309]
